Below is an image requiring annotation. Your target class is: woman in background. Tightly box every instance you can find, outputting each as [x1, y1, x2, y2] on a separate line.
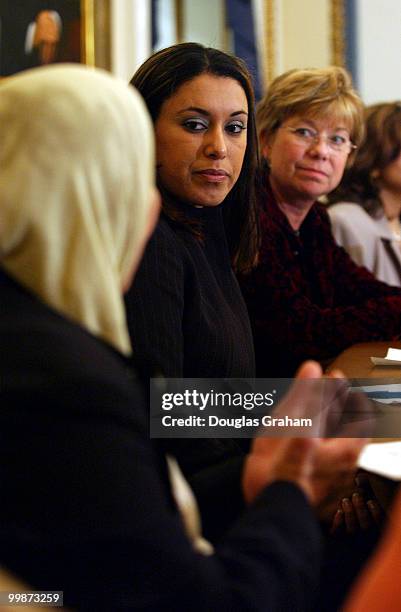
[329, 102, 401, 285]
[0, 63, 369, 612]
[239, 68, 401, 379]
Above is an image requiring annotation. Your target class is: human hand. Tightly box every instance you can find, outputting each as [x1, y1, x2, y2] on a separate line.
[330, 472, 384, 534]
[242, 361, 371, 505]
[243, 361, 320, 504]
[243, 434, 318, 504]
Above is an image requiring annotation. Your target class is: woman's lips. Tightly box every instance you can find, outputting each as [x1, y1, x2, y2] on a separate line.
[194, 169, 229, 182]
[298, 166, 328, 177]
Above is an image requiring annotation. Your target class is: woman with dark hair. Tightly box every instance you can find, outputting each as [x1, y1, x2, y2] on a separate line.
[124, 44, 261, 535]
[329, 102, 401, 285]
[125, 42, 258, 380]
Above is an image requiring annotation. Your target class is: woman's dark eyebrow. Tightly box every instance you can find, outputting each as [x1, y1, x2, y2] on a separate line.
[179, 106, 248, 116]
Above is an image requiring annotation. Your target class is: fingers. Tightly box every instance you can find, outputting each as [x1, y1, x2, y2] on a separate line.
[281, 437, 317, 474]
[251, 436, 289, 457]
[322, 379, 352, 436]
[272, 361, 327, 436]
[265, 360, 357, 439]
[243, 437, 317, 504]
[317, 438, 366, 469]
[311, 440, 365, 508]
[330, 508, 344, 535]
[327, 368, 346, 379]
[355, 471, 384, 527]
[351, 492, 372, 530]
[294, 362, 352, 438]
[342, 497, 358, 533]
[336, 493, 384, 535]
[250, 361, 371, 509]
[367, 499, 384, 527]
[295, 360, 323, 379]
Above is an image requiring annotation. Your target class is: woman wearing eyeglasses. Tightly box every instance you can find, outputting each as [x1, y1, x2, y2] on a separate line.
[239, 67, 401, 378]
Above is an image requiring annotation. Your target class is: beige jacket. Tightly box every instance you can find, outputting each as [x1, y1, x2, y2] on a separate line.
[328, 202, 401, 287]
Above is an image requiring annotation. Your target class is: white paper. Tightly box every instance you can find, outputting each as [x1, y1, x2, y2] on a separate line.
[371, 347, 401, 366]
[358, 441, 401, 480]
[387, 348, 401, 360]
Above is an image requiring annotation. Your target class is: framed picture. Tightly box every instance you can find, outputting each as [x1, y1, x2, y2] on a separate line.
[0, 0, 110, 77]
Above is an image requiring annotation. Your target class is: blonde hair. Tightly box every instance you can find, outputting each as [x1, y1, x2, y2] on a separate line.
[257, 66, 364, 158]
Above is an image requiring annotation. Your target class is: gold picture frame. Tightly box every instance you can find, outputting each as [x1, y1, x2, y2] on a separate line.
[83, 0, 111, 70]
[330, 0, 346, 67]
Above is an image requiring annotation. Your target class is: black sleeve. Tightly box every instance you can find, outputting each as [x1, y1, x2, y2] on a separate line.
[188, 454, 246, 542]
[0, 383, 322, 612]
[125, 220, 185, 377]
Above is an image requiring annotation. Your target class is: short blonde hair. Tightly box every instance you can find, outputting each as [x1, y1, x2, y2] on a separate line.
[257, 66, 364, 157]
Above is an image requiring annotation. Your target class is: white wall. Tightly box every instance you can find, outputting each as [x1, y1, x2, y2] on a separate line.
[356, 0, 401, 104]
[277, 0, 331, 74]
[153, 0, 177, 51]
[182, 0, 225, 48]
[109, 0, 224, 80]
[110, 0, 151, 81]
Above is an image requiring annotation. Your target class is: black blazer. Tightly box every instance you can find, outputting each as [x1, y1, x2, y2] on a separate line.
[0, 269, 321, 611]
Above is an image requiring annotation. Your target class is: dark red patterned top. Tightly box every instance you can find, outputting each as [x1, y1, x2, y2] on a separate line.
[239, 183, 401, 376]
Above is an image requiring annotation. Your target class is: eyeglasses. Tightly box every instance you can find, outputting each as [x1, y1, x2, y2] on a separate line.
[281, 126, 357, 154]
